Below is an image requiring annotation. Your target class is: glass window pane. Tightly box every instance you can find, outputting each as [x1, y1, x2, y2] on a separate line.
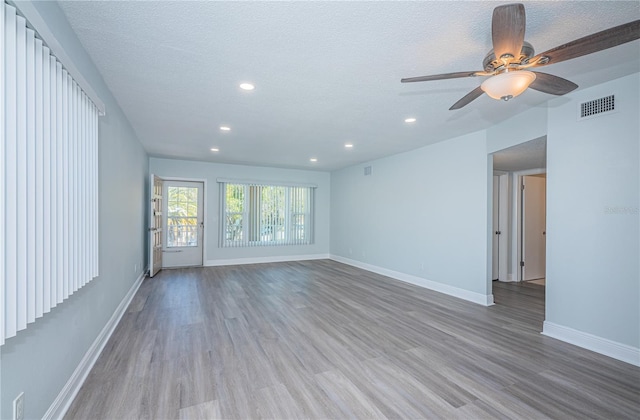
[167, 186, 199, 247]
[167, 217, 198, 247]
[226, 213, 243, 241]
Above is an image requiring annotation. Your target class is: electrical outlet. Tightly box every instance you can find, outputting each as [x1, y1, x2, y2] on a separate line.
[13, 392, 24, 420]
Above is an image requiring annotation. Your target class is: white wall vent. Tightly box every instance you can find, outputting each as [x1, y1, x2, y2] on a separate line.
[364, 166, 372, 176]
[579, 95, 615, 120]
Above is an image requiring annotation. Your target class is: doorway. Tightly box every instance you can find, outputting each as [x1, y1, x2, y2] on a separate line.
[489, 136, 547, 288]
[162, 180, 204, 268]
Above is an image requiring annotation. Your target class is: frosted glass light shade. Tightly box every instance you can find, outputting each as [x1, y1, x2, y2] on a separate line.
[481, 71, 536, 101]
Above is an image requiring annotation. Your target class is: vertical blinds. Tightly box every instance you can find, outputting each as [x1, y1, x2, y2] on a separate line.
[1, 2, 100, 345]
[219, 181, 315, 248]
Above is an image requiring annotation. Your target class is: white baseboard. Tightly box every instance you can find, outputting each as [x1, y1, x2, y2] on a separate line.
[43, 268, 148, 420]
[330, 255, 494, 306]
[542, 321, 640, 367]
[205, 253, 330, 267]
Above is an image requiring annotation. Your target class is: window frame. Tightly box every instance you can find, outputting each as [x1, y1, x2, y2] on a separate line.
[220, 181, 315, 248]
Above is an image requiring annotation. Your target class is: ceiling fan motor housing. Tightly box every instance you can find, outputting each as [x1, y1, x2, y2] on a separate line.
[483, 41, 535, 72]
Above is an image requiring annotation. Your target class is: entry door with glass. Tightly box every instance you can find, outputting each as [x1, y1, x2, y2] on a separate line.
[162, 181, 204, 268]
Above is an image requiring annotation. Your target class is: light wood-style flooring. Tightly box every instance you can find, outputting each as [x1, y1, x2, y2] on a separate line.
[65, 260, 640, 419]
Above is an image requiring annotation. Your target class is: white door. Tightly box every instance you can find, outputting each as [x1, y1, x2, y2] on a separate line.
[149, 175, 163, 277]
[162, 180, 204, 268]
[522, 175, 546, 281]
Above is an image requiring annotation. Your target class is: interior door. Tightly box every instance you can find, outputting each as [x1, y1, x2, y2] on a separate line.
[162, 180, 204, 268]
[149, 175, 163, 277]
[522, 175, 546, 281]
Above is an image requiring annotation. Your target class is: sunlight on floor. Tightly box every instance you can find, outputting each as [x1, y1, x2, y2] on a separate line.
[528, 278, 546, 286]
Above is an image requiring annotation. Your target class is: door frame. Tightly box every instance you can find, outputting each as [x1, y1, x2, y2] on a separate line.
[157, 176, 208, 268]
[511, 168, 546, 282]
[492, 172, 509, 282]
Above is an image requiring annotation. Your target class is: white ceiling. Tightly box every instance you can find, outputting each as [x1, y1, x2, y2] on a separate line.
[57, 1, 640, 171]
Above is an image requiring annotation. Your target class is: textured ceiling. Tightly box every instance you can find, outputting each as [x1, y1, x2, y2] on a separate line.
[57, 1, 640, 171]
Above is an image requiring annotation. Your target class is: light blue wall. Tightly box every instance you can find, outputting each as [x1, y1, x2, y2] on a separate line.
[546, 73, 639, 348]
[149, 158, 331, 264]
[330, 131, 490, 297]
[0, 2, 148, 419]
[487, 106, 547, 153]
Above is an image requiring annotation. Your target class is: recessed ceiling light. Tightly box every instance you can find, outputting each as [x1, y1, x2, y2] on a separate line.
[404, 118, 416, 123]
[310, 158, 318, 162]
[210, 148, 219, 152]
[239, 83, 255, 91]
[345, 143, 353, 148]
[220, 126, 231, 131]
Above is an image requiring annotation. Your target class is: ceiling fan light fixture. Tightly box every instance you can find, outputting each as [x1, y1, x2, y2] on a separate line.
[481, 70, 536, 101]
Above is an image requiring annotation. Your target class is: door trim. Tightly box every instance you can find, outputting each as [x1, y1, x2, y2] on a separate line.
[157, 176, 207, 268]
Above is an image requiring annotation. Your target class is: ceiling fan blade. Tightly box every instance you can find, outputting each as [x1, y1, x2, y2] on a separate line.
[449, 86, 484, 110]
[401, 71, 482, 83]
[530, 19, 640, 66]
[492, 3, 526, 61]
[529, 72, 578, 95]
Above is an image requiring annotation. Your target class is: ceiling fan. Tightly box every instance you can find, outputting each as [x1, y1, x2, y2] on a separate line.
[401, 3, 640, 110]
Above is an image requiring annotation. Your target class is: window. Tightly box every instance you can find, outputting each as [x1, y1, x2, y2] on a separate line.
[1, 2, 100, 345]
[220, 181, 315, 247]
[166, 186, 199, 247]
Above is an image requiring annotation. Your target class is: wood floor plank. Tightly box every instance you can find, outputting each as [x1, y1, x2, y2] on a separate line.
[253, 382, 305, 420]
[65, 260, 640, 420]
[314, 369, 387, 419]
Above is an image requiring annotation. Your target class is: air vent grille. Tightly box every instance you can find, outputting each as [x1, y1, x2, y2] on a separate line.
[364, 166, 372, 176]
[580, 95, 615, 119]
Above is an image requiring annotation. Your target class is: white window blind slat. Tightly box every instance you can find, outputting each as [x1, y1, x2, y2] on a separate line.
[45, 53, 55, 313]
[79, 92, 85, 287]
[41, 47, 51, 314]
[92, 104, 96, 272]
[62, 70, 69, 300]
[92, 107, 98, 277]
[49, 54, 58, 312]
[1, 2, 100, 344]
[4, 4, 17, 340]
[0, 0, 5, 345]
[71, 80, 77, 293]
[16, 14, 28, 332]
[55, 61, 63, 306]
[26, 27, 37, 324]
[34, 37, 44, 319]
